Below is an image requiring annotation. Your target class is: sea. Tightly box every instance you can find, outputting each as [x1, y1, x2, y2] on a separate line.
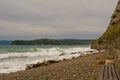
[0, 45, 98, 73]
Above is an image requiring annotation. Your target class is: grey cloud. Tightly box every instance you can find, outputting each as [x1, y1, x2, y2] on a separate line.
[0, 0, 118, 40]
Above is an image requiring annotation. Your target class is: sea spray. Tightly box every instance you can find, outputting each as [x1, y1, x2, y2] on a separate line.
[0, 45, 98, 73]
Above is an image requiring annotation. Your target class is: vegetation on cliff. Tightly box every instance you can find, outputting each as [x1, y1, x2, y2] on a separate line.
[92, 0, 120, 49]
[97, 23, 120, 45]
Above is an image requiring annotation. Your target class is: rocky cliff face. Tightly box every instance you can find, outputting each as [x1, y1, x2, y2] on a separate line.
[91, 0, 120, 73]
[91, 0, 120, 50]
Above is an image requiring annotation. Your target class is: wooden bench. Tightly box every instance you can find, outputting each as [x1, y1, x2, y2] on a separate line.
[99, 64, 120, 80]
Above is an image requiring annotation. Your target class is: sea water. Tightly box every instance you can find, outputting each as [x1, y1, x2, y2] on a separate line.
[0, 45, 98, 73]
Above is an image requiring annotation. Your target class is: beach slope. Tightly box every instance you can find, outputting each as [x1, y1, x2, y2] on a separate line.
[0, 53, 105, 80]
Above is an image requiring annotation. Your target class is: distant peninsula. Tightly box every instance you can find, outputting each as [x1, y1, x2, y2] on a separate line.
[11, 39, 93, 45]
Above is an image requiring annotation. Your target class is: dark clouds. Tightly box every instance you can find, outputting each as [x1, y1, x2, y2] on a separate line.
[0, 0, 118, 40]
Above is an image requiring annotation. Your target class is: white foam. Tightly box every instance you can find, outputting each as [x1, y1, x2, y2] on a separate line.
[0, 46, 98, 73]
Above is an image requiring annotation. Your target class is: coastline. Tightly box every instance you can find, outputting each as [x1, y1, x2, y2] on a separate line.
[0, 52, 105, 80]
[0, 45, 98, 74]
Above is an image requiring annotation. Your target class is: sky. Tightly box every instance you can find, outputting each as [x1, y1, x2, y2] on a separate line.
[0, 0, 118, 40]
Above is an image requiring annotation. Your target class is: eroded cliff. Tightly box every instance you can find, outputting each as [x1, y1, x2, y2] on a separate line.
[91, 0, 120, 74]
[92, 0, 120, 50]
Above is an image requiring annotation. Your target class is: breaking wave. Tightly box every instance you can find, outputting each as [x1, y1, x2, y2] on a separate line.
[0, 45, 99, 73]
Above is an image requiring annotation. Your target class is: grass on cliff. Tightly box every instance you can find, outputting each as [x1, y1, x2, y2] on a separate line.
[97, 23, 120, 44]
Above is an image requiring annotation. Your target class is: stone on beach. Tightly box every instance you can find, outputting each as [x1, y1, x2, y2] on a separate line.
[26, 60, 59, 70]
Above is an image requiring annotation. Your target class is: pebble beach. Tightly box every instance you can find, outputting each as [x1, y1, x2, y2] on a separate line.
[0, 52, 105, 80]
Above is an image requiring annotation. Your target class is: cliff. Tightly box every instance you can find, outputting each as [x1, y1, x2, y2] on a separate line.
[91, 0, 120, 74]
[92, 0, 120, 50]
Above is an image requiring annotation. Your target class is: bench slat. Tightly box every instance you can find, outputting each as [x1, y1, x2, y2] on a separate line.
[116, 71, 120, 80]
[108, 65, 113, 80]
[111, 65, 118, 80]
[104, 65, 108, 80]
[99, 65, 105, 80]
[100, 64, 119, 80]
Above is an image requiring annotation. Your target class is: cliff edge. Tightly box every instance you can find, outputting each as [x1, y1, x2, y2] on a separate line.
[92, 0, 120, 50]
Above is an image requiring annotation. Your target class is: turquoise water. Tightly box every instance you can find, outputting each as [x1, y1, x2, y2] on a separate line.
[0, 45, 90, 53]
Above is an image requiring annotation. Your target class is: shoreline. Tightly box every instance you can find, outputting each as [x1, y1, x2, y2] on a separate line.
[26, 50, 101, 70]
[0, 52, 105, 80]
[0, 48, 99, 74]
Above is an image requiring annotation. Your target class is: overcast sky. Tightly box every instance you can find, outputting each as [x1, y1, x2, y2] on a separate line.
[0, 0, 118, 40]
